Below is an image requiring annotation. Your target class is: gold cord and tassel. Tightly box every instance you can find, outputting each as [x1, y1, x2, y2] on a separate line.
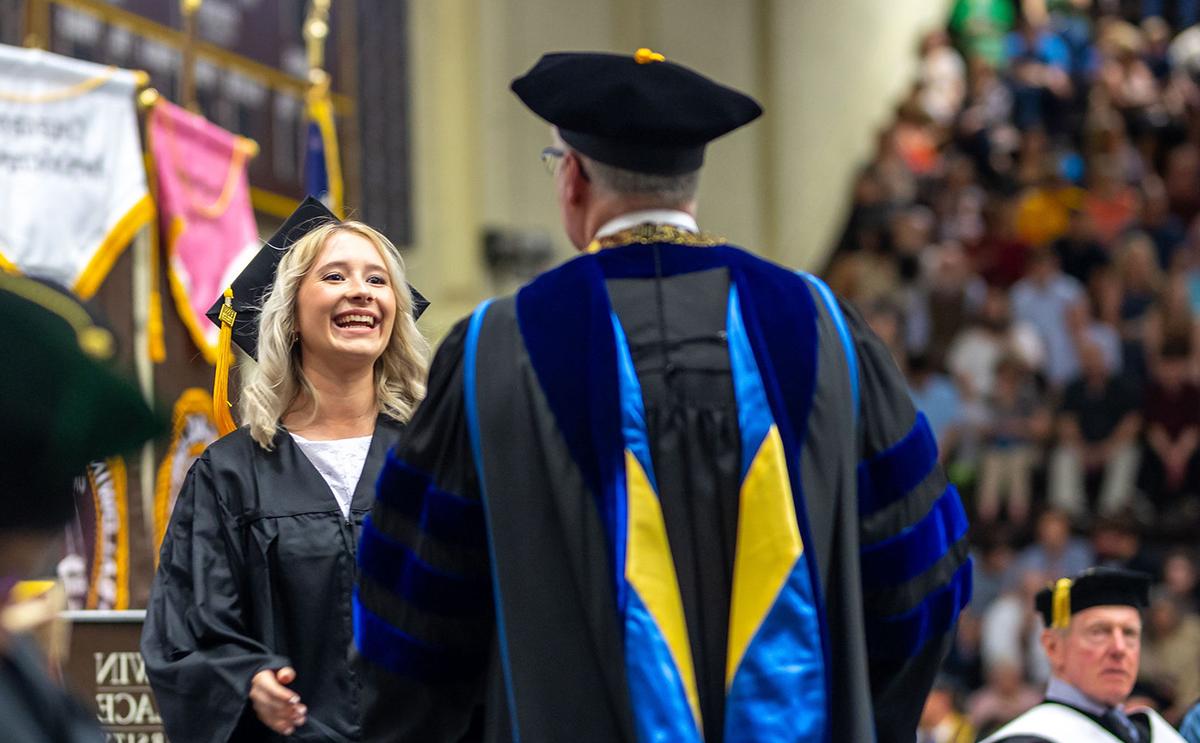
[212, 287, 237, 435]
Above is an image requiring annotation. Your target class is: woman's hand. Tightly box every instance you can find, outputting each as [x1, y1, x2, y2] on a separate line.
[250, 666, 307, 735]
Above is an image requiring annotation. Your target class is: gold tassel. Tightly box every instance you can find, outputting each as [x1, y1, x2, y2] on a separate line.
[212, 287, 237, 436]
[1052, 577, 1073, 629]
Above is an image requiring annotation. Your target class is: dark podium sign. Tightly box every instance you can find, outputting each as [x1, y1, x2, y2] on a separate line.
[61, 610, 167, 743]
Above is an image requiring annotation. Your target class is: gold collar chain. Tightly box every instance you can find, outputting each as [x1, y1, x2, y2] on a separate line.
[586, 223, 725, 253]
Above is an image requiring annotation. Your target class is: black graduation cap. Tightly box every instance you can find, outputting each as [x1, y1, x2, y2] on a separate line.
[204, 196, 429, 435]
[511, 48, 762, 175]
[1035, 567, 1152, 629]
[0, 274, 162, 530]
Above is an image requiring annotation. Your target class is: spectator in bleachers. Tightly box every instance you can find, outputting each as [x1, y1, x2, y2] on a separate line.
[917, 675, 977, 743]
[1091, 513, 1160, 575]
[972, 530, 1019, 613]
[1050, 339, 1143, 516]
[977, 355, 1052, 525]
[948, 285, 1047, 401]
[935, 154, 988, 245]
[982, 567, 1054, 687]
[1141, 589, 1200, 722]
[1139, 337, 1200, 514]
[921, 30, 970, 127]
[1011, 248, 1089, 387]
[967, 659, 1042, 738]
[1008, 16, 1076, 132]
[1162, 548, 1200, 612]
[1163, 143, 1200, 223]
[1137, 175, 1187, 269]
[958, 56, 1019, 186]
[949, 0, 1017, 67]
[1012, 508, 1097, 578]
[1053, 207, 1111, 284]
[905, 241, 987, 370]
[1080, 265, 1127, 373]
[1014, 166, 1085, 248]
[828, 1, 1200, 730]
[1084, 155, 1143, 244]
[970, 196, 1033, 286]
[1115, 230, 1165, 378]
[1143, 270, 1200, 371]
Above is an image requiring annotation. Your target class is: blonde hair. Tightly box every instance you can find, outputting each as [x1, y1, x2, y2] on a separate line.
[239, 221, 429, 449]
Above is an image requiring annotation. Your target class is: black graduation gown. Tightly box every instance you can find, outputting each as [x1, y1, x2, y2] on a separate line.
[355, 237, 968, 743]
[141, 417, 403, 742]
[0, 635, 103, 743]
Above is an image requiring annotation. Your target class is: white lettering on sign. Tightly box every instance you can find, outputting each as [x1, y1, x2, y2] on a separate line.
[94, 651, 149, 685]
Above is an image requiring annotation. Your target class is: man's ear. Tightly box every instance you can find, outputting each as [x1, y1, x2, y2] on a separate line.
[563, 152, 589, 206]
[1040, 627, 1062, 668]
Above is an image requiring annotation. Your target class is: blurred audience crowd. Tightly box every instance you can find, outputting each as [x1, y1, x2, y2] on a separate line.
[826, 0, 1200, 739]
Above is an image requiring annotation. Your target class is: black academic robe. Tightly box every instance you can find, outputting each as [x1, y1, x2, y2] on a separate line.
[355, 232, 969, 743]
[0, 635, 103, 743]
[141, 417, 403, 743]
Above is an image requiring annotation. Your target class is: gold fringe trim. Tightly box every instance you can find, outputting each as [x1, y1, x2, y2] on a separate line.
[85, 457, 129, 611]
[73, 193, 155, 300]
[0, 251, 20, 275]
[154, 388, 216, 558]
[161, 216, 221, 365]
[0, 65, 117, 103]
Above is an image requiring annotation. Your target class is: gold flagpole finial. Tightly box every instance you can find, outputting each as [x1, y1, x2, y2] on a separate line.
[304, 0, 332, 79]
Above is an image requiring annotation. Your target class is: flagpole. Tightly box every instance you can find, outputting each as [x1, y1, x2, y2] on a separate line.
[180, 0, 202, 112]
[135, 86, 162, 541]
[304, 0, 344, 218]
[22, 0, 50, 49]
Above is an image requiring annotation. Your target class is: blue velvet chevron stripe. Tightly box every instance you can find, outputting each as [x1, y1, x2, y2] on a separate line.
[857, 412, 938, 517]
[354, 453, 492, 679]
[857, 411, 971, 659]
[352, 590, 488, 681]
[516, 241, 831, 742]
[358, 516, 491, 615]
[373, 453, 487, 548]
[859, 486, 968, 590]
[865, 561, 973, 661]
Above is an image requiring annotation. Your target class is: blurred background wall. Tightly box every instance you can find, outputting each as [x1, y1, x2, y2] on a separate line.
[405, 0, 953, 335]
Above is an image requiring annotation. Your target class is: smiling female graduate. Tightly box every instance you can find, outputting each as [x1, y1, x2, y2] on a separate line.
[141, 197, 429, 742]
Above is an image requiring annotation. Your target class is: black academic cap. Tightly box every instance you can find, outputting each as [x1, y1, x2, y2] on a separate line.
[511, 49, 762, 175]
[0, 274, 163, 530]
[204, 195, 429, 361]
[1035, 567, 1152, 628]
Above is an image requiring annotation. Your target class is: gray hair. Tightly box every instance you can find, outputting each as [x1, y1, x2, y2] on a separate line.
[576, 152, 700, 204]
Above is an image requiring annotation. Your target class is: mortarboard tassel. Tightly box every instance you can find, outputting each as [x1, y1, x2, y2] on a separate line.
[212, 287, 238, 436]
[1051, 577, 1072, 629]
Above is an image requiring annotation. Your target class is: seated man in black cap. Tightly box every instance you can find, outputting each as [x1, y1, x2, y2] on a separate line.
[355, 49, 970, 742]
[0, 274, 162, 742]
[984, 567, 1185, 742]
